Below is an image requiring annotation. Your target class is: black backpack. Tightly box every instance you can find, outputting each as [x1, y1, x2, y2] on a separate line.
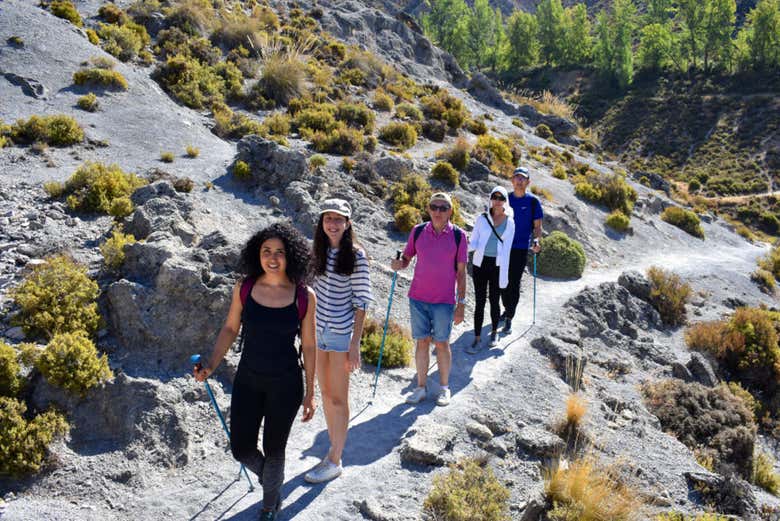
[412, 222, 463, 271]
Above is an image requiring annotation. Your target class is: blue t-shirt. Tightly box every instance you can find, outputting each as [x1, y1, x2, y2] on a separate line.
[484, 218, 507, 257]
[508, 193, 543, 249]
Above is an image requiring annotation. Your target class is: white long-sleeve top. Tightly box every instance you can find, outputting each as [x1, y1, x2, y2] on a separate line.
[468, 211, 516, 288]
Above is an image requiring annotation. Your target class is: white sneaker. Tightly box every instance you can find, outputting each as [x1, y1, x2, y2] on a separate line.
[304, 460, 342, 483]
[436, 388, 451, 406]
[405, 386, 427, 404]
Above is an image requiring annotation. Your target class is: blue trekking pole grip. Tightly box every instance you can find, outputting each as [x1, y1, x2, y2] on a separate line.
[533, 252, 537, 325]
[372, 250, 403, 399]
[191, 354, 254, 490]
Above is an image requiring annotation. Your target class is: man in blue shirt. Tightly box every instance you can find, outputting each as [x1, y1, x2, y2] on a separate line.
[501, 166, 543, 334]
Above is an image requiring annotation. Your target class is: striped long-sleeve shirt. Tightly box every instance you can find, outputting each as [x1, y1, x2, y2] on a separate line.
[313, 247, 373, 335]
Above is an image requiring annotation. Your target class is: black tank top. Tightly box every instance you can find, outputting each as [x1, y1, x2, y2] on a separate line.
[239, 290, 300, 376]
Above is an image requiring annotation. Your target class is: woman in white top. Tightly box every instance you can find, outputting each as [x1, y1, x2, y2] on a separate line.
[305, 199, 373, 483]
[467, 186, 515, 352]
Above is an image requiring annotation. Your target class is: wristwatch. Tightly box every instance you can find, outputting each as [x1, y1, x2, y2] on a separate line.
[457, 297, 466, 305]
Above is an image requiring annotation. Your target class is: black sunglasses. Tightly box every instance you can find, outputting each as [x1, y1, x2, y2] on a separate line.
[429, 204, 451, 212]
[490, 194, 506, 201]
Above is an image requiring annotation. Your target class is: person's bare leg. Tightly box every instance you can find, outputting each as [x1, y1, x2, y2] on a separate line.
[324, 351, 350, 464]
[415, 337, 431, 388]
[316, 349, 335, 459]
[433, 340, 451, 387]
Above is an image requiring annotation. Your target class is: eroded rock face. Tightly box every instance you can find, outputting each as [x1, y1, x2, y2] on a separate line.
[399, 420, 458, 466]
[236, 136, 308, 188]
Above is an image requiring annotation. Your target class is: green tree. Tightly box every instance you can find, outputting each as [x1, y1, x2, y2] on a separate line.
[745, 0, 780, 70]
[487, 7, 508, 73]
[594, 0, 637, 88]
[505, 10, 540, 69]
[703, 0, 737, 71]
[466, 0, 500, 70]
[422, 0, 471, 66]
[561, 3, 592, 64]
[637, 22, 677, 71]
[677, 0, 707, 70]
[536, 0, 566, 64]
[647, 0, 676, 24]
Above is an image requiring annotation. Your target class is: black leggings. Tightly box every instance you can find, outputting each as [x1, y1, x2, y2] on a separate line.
[501, 248, 528, 321]
[472, 256, 501, 334]
[230, 366, 303, 510]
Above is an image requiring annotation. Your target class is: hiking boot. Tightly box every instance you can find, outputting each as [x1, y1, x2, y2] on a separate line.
[405, 386, 427, 404]
[304, 459, 342, 484]
[489, 331, 498, 347]
[465, 337, 481, 354]
[436, 388, 451, 406]
[259, 510, 276, 521]
[502, 321, 512, 335]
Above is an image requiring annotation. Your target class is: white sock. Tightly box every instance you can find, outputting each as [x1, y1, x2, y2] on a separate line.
[440, 386, 449, 391]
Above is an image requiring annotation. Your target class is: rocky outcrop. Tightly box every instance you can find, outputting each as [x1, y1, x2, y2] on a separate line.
[399, 420, 458, 466]
[467, 73, 515, 114]
[235, 136, 308, 188]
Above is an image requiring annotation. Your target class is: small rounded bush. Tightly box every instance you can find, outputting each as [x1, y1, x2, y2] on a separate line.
[552, 163, 567, 180]
[437, 138, 470, 171]
[98, 3, 127, 24]
[0, 397, 69, 477]
[264, 113, 291, 136]
[647, 266, 692, 326]
[50, 0, 83, 26]
[0, 342, 22, 398]
[361, 318, 412, 368]
[535, 123, 554, 139]
[100, 230, 137, 270]
[336, 102, 375, 134]
[254, 55, 307, 106]
[185, 145, 200, 158]
[424, 458, 509, 521]
[420, 89, 468, 130]
[394, 204, 422, 233]
[173, 177, 195, 192]
[395, 103, 423, 122]
[688, 179, 701, 192]
[9, 115, 84, 146]
[98, 21, 150, 61]
[751, 269, 776, 293]
[294, 106, 338, 135]
[605, 210, 630, 232]
[109, 196, 134, 218]
[36, 331, 113, 397]
[309, 154, 327, 169]
[154, 55, 230, 109]
[311, 126, 364, 155]
[536, 231, 586, 279]
[86, 29, 100, 45]
[422, 120, 446, 142]
[372, 89, 394, 112]
[475, 134, 513, 166]
[379, 122, 417, 150]
[234, 160, 251, 180]
[364, 135, 378, 153]
[160, 151, 174, 163]
[661, 206, 704, 239]
[77, 93, 99, 112]
[43, 181, 65, 199]
[466, 118, 488, 135]
[10, 255, 100, 340]
[73, 68, 128, 90]
[431, 161, 459, 187]
[62, 161, 146, 214]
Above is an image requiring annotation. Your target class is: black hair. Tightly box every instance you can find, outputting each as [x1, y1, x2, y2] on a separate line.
[311, 213, 358, 276]
[240, 221, 311, 284]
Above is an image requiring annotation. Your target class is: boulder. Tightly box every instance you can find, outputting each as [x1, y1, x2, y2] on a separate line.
[400, 421, 457, 466]
[374, 155, 413, 182]
[467, 73, 514, 114]
[687, 352, 719, 387]
[617, 270, 652, 302]
[466, 420, 494, 441]
[236, 136, 307, 188]
[463, 159, 491, 182]
[634, 171, 671, 194]
[516, 426, 565, 458]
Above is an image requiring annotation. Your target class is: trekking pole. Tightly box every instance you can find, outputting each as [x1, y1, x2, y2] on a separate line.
[371, 250, 403, 400]
[190, 354, 254, 491]
[532, 253, 538, 325]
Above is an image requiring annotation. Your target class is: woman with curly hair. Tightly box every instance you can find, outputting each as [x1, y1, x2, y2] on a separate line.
[194, 222, 316, 520]
[304, 199, 372, 484]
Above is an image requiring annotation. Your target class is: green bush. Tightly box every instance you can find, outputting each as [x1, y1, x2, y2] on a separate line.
[661, 207, 704, 239]
[466, 118, 488, 135]
[431, 161, 459, 187]
[364, 135, 378, 153]
[0, 342, 22, 398]
[43, 181, 65, 199]
[173, 177, 194, 192]
[50, 0, 82, 26]
[185, 145, 200, 158]
[643, 379, 756, 478]
[336, 102, 375, 134]
[10, 255, 100, 340]
[396, 103, 423, 121]
[7, 115, 84, 146]
[420, 89, 468, 130]
[752, 450, 780, 495]
[294, 106, 339, 135]
[473, 134, 514, 173]
[552, 163, 567, 180]
[264, 113, 291, 136]
[422, 120, 447, 142]
[605, 210, 631, 232]
[394, 205, 422, 233]
[574, 172, 638, 216]
[535, 123, 554, 139]
[8, 36, 24, 47]
[234, 160, 251, 180]
[361, 317, 412, 368]
[537, 231, 586, 279]
[309, 154, 327, 169]
[160, 151, 174, 163]
[752, 269, 776, 293]
[100, 230, 137, 269]
[109, 196, 134, 218]
[77, 93, 99, 112]
[372, 89, 394, 112]
[98, 3, 128, 24]
[437, 138, 470, 171]
[86, 28, 99, 45]
[212, 103, 265, 140]
[254, 54, 306, 107]
[154, 55, 235, 109]
[61, 161, 146, 214]
[36, 331, 113, 397]
[97, 22, 149, 61]
[379, 122, 417, 150]
[424, 458, 510, 521]
[759, 245, 780, 281]
[311, 126, 364, 155]
[0, 397, 69, 477]
[342, 157, 356, 172]
[72, 68, 128, 90]
[647, 267, 692, 327]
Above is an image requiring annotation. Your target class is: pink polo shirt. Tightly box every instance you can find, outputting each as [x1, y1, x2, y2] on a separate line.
[403, 222, 468, 305]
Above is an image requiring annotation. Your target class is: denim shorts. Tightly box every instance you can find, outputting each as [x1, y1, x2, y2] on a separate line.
[317, 323, 352, 353]
[409, 298, 455, 342]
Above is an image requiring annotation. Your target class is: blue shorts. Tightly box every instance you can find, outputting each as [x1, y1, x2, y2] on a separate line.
[409, 298, 455, 343]
[317, 324, 352, 353]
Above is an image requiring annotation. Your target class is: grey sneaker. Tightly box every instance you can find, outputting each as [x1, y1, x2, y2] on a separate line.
[405, 386, 427, 404]
[304, 460, 342, 484]
[489, 331, 498, 347]
[436, 388, 451, 406]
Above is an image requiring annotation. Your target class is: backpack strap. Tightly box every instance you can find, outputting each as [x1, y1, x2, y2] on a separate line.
[483, 212, 503, 243]
[296, 283, 308, 322]
[239, 276, 256, 307]
[453, 226, 462, 272]
[412, 222, 426, 248]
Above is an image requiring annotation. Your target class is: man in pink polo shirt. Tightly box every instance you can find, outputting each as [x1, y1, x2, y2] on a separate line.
[390, 192, 468, 406]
